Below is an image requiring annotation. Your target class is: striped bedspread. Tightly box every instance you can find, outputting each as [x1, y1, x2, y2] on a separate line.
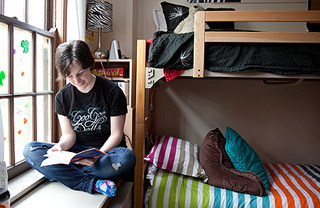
[148, 163, 320, 208]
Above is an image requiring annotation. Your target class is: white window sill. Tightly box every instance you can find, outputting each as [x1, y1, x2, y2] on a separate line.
[8, 169, 46, 203]
[8, 169, 133, 208]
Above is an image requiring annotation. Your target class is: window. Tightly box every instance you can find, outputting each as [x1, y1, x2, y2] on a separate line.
[1, 0, 47, 30]
[0, 0, 55, 180]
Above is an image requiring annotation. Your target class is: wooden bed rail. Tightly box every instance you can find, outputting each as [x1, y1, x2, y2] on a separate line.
[205, 11, 320, 22]
[134, 39, 146, 208]
[194, 10, 320, 78]
[134, 39, 156, 208]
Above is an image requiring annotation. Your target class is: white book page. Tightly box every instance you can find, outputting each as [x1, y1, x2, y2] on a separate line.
[41, 151, 76, 166]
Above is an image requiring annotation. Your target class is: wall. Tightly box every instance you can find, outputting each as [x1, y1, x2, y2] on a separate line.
[136, 0, 309, 40]
[133, 0, 320, 165]
[154, 78, 320, 165]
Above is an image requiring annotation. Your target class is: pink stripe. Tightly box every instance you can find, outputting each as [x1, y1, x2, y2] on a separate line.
[157, 136, 170, 167]
[166, 137, 177, 170]
[146, 135, 161, 162]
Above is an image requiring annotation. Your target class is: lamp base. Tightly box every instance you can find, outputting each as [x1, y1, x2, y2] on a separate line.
[95, 46, 108, 59]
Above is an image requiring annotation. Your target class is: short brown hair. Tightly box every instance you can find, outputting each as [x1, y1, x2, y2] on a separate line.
[55, 40, 94, 81]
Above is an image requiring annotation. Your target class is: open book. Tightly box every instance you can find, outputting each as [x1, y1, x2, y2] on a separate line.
[41, 148, 106, 167]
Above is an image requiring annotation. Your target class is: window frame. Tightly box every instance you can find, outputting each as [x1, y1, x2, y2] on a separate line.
[0, 0, 53, 31]
[0, 13, 55, 180]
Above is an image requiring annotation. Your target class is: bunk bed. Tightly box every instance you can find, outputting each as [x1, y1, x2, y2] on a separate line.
[134, 10, 320, 208]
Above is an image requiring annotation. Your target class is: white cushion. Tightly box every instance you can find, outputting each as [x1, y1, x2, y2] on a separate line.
[152, 9, 167, 32]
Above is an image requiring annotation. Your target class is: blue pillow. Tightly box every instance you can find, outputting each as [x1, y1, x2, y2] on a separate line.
[225, 127, 270, 190]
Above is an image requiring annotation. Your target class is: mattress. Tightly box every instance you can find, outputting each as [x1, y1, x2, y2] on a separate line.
[148, 31, 320, 75]
[146, 163, 320, 208]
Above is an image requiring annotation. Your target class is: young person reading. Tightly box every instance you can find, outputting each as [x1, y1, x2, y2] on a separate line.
[23, 40, 136, 197]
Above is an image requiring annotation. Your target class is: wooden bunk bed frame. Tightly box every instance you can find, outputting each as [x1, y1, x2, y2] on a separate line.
[133, 10, 320, 208]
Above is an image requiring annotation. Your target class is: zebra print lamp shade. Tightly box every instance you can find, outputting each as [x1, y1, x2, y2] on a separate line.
[86, 1, 113, 58]
[86, 1, 113, 33]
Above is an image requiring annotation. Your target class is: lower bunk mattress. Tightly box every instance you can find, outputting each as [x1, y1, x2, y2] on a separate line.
[145, 163, 320, 208]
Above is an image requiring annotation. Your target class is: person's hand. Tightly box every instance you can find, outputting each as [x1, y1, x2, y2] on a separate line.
[74, 156, 102, 166]
[47, 144, 62, 154]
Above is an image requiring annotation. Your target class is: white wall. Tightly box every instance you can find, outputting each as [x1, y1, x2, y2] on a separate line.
[154, 78, 320, 165]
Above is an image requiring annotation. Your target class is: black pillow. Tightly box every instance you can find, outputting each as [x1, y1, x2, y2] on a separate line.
[205, 8, 235, 30]
[161, 1, 189, 33]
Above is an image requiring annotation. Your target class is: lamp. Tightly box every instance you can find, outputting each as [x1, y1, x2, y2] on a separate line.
[86, 1, 113, 59]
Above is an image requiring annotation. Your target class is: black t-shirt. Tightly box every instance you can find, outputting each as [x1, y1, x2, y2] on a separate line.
[54, 75, 127, 147]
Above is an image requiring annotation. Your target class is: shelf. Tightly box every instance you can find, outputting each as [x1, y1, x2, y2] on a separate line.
[93, 59, 136, 108]
[107, 78, 130, 82]
[93, 58, 136, 146]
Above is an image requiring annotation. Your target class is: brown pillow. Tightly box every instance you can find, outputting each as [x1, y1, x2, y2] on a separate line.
[199, 128, 265, 196]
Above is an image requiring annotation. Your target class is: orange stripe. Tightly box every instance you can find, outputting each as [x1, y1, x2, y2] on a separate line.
[291, 164, 320, 208]
[279, 164, 308, 207]
[264, 164, 283, 208]
[292, 165, 320, 192]
[284, 164, 319, 208]
[272, 164, 298, 207]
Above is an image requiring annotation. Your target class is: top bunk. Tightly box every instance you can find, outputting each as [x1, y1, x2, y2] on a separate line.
[140, 10, 320, 88]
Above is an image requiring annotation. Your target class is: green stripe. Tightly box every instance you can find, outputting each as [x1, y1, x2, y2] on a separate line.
[157, 170, 169, 208]
[149, 170, 158, 207]
[178, 175, 187, 207]
[169, 171, 180, 206]
[190, 178, 199, 207]
[202, 183, 210, 208]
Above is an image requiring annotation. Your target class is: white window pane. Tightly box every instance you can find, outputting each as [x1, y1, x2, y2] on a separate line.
[4, 0, 26, 22]
[14, 97, 33, 164]
[14, 27, 33, 93]
[28, 0, 45, 30]
[37, 35, 52, 92]
[0, 99, 10, 167]
[37, 95, 52, 143]
[0, 22, 9, 94]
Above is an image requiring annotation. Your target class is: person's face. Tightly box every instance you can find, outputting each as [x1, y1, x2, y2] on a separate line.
[66, 62, 95, 93]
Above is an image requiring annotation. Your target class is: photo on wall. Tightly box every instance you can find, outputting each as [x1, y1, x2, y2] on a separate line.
[187, 0, 241, 2]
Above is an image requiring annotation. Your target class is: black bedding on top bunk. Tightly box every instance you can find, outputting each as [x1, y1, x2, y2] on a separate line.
[148, 31, 320, 75]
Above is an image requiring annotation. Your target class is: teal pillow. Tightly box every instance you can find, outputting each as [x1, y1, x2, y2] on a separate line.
[225, 127, 270, 190]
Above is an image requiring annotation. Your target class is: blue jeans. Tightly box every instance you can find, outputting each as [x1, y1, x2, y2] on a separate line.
[23, 141, 136, 194]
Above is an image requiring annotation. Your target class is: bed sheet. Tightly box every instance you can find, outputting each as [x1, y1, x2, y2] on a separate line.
[146, 163, 320, 208]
